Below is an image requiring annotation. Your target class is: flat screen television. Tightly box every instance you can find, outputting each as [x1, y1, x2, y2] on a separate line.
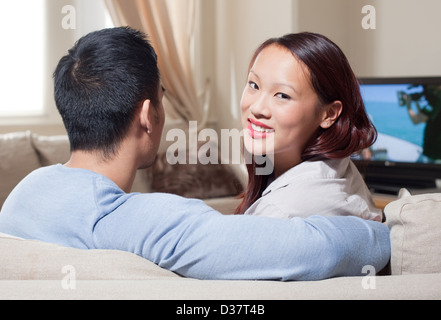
[353, 77, 441, 195]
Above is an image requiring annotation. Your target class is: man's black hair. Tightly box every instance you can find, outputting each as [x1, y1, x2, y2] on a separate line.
[53, 27, 160, 158]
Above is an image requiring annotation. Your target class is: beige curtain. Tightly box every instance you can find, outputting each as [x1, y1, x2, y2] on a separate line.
[104, 0, 210, 127]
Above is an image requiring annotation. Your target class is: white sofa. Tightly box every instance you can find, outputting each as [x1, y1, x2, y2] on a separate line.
[1, 131, 441, 300]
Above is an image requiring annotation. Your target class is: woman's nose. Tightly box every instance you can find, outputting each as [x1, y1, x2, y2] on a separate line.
[250, 95, 271, 119]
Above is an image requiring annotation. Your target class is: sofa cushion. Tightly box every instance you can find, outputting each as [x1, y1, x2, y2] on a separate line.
[31, 133, 153, 193]
[151, 151, 243, 199]
[385, 190, 441, 275]
[0, 132, 41, 209]
[0, 232, 180, 280]
[31, 133, 70, 166]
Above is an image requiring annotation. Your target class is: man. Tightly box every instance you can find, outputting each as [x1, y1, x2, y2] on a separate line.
[403, 85, 441, 162]
[0, 27, 390, 280]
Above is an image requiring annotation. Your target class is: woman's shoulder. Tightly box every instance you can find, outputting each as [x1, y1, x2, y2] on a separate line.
[277, 157, 351, 183]
[251, 157, 378, 219]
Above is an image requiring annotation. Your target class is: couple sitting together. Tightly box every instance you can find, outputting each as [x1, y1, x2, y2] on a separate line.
[0, 27, 390, 281]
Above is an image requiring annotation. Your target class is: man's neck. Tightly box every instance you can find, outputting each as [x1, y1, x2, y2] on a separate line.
[65, 150, 138, 193]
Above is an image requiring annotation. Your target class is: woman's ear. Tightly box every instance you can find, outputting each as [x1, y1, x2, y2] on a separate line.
[320, 101, 343, 129]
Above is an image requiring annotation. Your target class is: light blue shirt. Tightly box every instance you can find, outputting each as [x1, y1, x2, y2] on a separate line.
[0, 164, 390, 281]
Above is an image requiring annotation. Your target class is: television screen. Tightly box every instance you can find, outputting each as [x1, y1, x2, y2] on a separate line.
[357, 78, 441, 165]
[352, 77, 441, 194]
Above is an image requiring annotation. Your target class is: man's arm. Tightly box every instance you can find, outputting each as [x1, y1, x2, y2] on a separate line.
[93, 193, 390, 281]
[406, 99, 429, 125]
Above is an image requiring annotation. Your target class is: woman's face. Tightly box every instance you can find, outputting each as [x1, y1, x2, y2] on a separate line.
[241, 44, 332, 177]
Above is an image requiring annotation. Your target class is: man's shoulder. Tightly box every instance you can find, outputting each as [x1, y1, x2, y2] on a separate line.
[121, 192, 214, 216]
[8, 165, 62, 191]
[24, 163, 60, 177]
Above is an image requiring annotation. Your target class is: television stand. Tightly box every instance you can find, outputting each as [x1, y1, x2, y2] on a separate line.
[372, 193, 398, 210]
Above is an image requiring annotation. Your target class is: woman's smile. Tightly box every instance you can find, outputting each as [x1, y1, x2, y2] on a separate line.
[247, 118, 275, 139]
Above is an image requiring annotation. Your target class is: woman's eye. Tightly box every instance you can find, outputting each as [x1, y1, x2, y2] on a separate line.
[248, 81, 259, 90]
[276, 92, 291, 100]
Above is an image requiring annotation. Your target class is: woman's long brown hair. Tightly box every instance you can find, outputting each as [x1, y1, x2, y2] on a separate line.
[235, 32, 377, 215]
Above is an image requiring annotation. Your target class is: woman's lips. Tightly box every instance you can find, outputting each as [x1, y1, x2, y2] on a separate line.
[247, 118, 275, 139]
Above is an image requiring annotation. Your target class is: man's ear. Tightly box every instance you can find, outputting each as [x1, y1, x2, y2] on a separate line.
[320, 101, 343, 129]
[139, 99, 152, 134]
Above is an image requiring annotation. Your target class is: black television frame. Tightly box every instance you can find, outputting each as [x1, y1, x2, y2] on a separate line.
[354, 76, 441, 195]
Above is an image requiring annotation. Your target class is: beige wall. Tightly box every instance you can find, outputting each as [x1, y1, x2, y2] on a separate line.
[297, 0, 441, 78]
[201, 0, 296, 132]
[364, 0, 441, 77]
[205, 0, 441, 132]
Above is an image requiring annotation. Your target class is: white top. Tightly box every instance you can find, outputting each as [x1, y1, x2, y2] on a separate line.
[244, 157, 382, 221]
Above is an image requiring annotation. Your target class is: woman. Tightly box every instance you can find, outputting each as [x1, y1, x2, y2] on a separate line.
[236, 32, 382, 221]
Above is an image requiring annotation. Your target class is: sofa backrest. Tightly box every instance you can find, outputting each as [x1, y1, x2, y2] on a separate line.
[0, 131, 68, 209]
[0, 131, 156, 209]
